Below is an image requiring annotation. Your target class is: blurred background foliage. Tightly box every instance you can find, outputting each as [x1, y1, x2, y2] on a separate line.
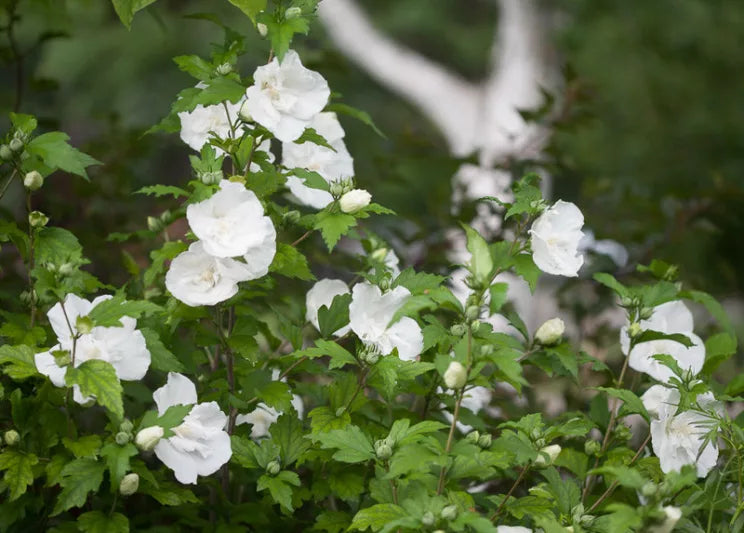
[1, 0, 743, 299]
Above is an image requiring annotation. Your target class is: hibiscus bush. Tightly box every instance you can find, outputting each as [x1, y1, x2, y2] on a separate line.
[0, 2, 742, 533]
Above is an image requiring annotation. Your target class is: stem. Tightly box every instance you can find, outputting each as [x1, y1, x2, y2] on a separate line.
[490, 466, 528, 521]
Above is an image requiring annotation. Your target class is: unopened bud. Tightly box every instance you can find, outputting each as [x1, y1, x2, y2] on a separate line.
[23, 170, 43, 191]
[135, 426, 164, 451]
[285, 6, 302, 19]
[478, 434, 492, 449]
[628, 322, 642, 339]
[440, 505, 458, 521]
[535, 444, 561, 466]
[266, 460, 281, 475]
[75, 315, 94, 335]
[147, 216, 164, 232]
[0, 144, 12, 160]
[535, 317, 565, 346]
[584, 440, 600, 456]
[257, 23, 268, 38]
[443, 361, 467, 390]
[9, 138, 23, 152]
[28, 211, 48, 228]
[4, 429, 20, 446]
[115, 432, 131, 445]
[421, 511, 435, 526]
[119, 473, 139, 496]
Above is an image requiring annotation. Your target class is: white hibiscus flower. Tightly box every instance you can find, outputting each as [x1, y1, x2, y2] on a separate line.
[621, 301, 704, 383]
[348, 282, 423, 361]
[283, 112, 354, 209]
[34, 294, 151, 403]
[243, 50, 330, 142]
[186, 180, 275, 259]
[305, 278, 351, 336]
[641, 385, 720, 477]
[152, 372, 232, 484]
[529, 200, 585, 277]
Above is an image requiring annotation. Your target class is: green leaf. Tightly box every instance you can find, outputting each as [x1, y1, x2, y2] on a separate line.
[326, 103, 385, 138]
[226, 0, 266, 23]
[52, 458, 106, 515]
[100, 443, 137, 487]
[296, 339, 357, 370]
[139, 327, 184, 372]
[66, 360, 124, 419]
[270, 413, 310, 466]
[349, 504, 408, 532]
[270, 243, 315, 280]
[62, 435, 102, 458]
[134, 184, 188, 199]
[78, 511, 129, 533]
[111, 0, 158, 29]
[0, 344, 37, 380]
[595, 387, 649, 422]
[317, 293, 352, 338]
[462, 224, 493, 286]
[87, 294, 162, 327]
[314, 212, 357, 252]
[0, 450, 38, 501]
[311, 425, 375, 463]
[26, 131, 100, 179]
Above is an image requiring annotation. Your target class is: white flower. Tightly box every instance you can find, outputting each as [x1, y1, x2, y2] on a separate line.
[243, 50, 330, 142]
[135, 426, 164, 451]
[340, 189, 371, 214]
[152, 372, 232, 484]
[186, 180, 275, 258]
[443, 361, 467, 389]
[34, 294, 151, 403]
[305, 279, 350, 336]
[535, 317, 565, 345]
[529, 200, 585, 277]
[621, 301, 704, 383]
[179, 98, 242, 152]
[348, 282, 423, 361]
[165, 241, 253, 307]
[284, 112, 354, 209]
[648, 506, 682, 533]
[642, 385, 719, 477]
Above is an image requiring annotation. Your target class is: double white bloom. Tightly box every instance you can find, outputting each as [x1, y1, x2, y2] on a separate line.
[620, 301, 705, 383]
[642, 384, 719, 477]
[284, 112, 355, 209]
[34, 294, 151, 403]
[166, 180, 276, 306]
[304, 279, 423, 361]
[529, 200, 585, 277]
[244, 50, 330, 143]
[151, 372, 232, 484]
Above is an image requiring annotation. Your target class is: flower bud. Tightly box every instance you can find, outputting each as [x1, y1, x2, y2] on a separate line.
[0, 144, 12, 160]
[443, 361, 467, 390]
[23, 170, 43, 191]
[28, 211, 48, 228]
[584, 440, 600, 456]
[627, 322, 642, 339]
[421, 511, 435, 526]
[649, 506, 682, 533]
[465, 305, 480, 321]
[135, 426, 164, 451]
[450, 324, 467, 337]
[75, 315, 94, 335]
[266, 460, 281, 476]
[535, 444, 561, 466]
[147, 216, 164, 232]
[257, 22, 268, 38]
[339, 189, 371, 213]
[9, 138, 23, 152]
[119, 473, 139, 496]
[4, 429, 20, 446]
[115, 432, 131, 445]
[477, 434, 492, 449]
[120, 419, 134, 433]
[535, 317, 565, 346]
[285, 6, 302, 19]
[440, 505, 458, 521]
[465, 431, 480, 445]
[215, 62, 232, 75]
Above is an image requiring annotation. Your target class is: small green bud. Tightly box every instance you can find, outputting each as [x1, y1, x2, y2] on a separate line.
[450, 324, 467, 337]
[465, 431, 481, 445]
[4, 429, 20, 446]
[115, 432, 131, 445]
[23, 170, 43, 191]
[147, 216, 164, 232]
[119, 473, 139, 496]
[465, 305, 480, 321]
[285, 6, 302, 19]
[76, 315, 94, 335]
[266, 460, 281, 476]
[641, 481, 657, 498]
[627, 322, 642, 339]
[421, 511, 435, 526]
[9, 138, 24, 152]
[584, 440, 601, 456]
[478, 434, 492, 449]
[440, 505, 458, 521]
[28, 210, 49, 228]
[120, 419, 134, 433]
[0, 144, 12, 160]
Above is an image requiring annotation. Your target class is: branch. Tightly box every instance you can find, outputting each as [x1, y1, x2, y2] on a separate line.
[318, 0, 480, 155]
